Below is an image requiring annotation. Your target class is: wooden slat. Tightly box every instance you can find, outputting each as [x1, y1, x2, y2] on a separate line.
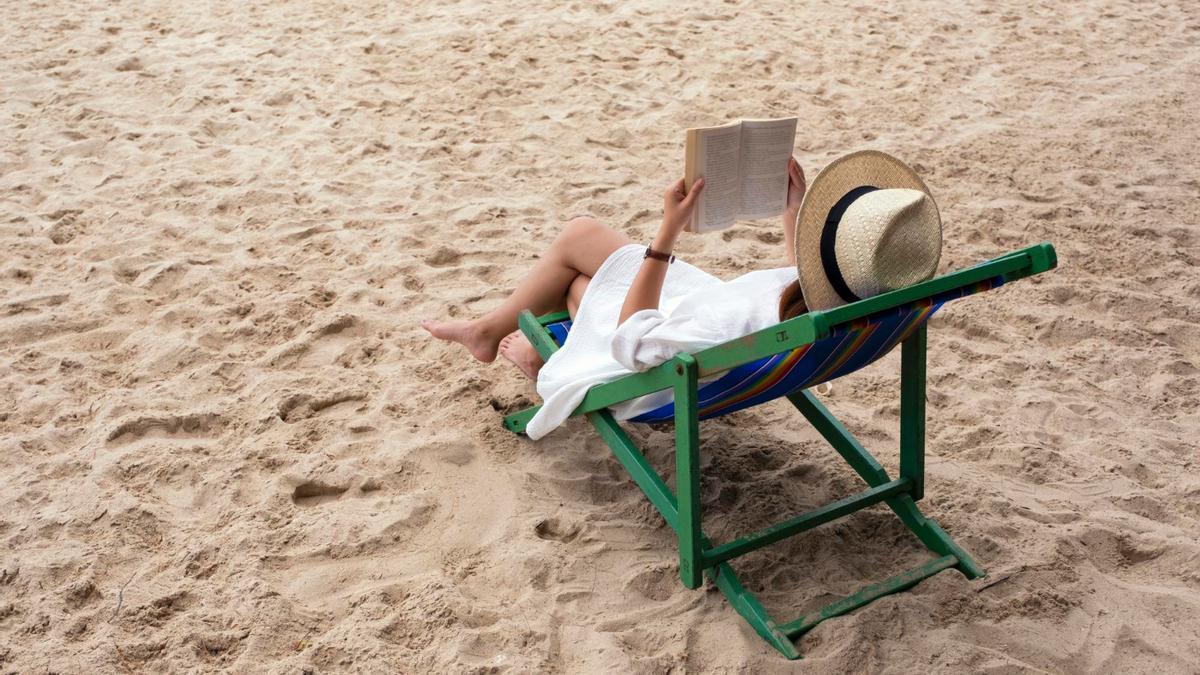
[779, 554, 959, 638]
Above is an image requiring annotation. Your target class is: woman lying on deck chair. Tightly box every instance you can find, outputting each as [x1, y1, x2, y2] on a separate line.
[422, 151, 944, 439]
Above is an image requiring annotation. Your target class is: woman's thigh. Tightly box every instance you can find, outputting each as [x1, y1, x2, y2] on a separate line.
[554, 216, 632, 277]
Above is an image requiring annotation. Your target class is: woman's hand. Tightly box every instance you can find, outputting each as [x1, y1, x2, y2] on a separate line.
[656, 177, 705, 251]
[620, 177, 704, 326]
[786, 156, 806, 212]
[783, 157, 806, 265]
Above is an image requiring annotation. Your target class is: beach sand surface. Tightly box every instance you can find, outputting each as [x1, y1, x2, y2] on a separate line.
[2, 0, 1199, 671]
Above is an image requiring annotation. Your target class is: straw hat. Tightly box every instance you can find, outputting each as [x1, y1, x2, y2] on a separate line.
[793, 150, 942, 311]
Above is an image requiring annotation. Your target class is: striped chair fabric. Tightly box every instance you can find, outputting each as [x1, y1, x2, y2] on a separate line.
[545, 277, 1003, 423]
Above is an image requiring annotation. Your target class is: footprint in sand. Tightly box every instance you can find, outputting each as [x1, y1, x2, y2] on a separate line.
[137, 261, 193, 293]
[423, 246, 462, 267]
[125, 590, 192, 629]
[534, 517, 581, 543]
[276, 391, 367, 423]
[290, 480, 349, 507]
[624, 566, 676, 602]
[106, 412, 224, 444]
[114, 56, 143, 72]
[2, 292, 69, 316]
[265, 314, 367, 367]
[43, 209, 86, 244]
[1073, 526, 1168, 573]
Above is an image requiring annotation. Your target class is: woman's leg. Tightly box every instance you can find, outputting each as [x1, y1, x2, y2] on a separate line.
[421, 217, 629, 362]
[566, 273, 590, 318]
[497, 272, 590, 379]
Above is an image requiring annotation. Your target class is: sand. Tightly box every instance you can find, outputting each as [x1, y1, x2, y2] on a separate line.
[2, 0, 1199, 672]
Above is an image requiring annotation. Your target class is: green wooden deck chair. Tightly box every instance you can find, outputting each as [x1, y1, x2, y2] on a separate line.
[502, 242, 1057, 659]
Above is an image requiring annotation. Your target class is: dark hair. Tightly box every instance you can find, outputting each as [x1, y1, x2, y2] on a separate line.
[779, 280, 807, 321]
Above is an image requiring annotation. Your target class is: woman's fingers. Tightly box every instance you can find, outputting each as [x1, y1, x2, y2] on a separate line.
[789, 158, 806, 189]
[682, 177, 705, 206]
[665, 178, 685, 200]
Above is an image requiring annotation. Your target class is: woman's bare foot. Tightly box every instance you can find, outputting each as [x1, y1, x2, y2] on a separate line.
[498, 331, 544, 380]
[420, 319, 501, 363]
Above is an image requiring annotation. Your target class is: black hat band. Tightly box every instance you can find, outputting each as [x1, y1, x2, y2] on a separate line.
[819, 185, 879, 304]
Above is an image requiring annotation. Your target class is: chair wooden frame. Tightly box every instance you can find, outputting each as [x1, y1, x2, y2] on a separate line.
[502, 243, 1057, 658]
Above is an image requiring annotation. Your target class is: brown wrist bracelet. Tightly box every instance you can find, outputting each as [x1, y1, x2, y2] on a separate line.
[644, 246, 675, 264]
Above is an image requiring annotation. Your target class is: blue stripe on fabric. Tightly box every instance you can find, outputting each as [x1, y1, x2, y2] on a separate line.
[546, 320, 573, 347]
[631, 355, 781, 423]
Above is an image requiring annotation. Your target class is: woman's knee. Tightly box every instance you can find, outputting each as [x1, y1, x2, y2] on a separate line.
[554, 215, 629, 275]
[561, 215, 607, 240]
[552, 215, 612, 254]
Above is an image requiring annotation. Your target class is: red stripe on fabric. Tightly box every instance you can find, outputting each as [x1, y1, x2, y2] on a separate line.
[809, 324, 879, 385]
[699, 344, 811, 417]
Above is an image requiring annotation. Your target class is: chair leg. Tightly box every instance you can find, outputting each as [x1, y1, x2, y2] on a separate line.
[707, 553, 801, 659]
[900, 325, 926, 501]
[887, 495, 985, 579]
[673, 354, 704, 589]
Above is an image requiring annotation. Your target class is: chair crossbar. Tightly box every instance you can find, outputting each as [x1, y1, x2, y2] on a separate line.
[778, 554, 959, 639]
[534, 309, 572, 326]
[704, 477, 912, 566]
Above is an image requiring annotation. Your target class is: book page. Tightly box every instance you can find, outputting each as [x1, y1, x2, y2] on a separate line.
[685, 122, 742, 233]
[737, 117, 798, 220]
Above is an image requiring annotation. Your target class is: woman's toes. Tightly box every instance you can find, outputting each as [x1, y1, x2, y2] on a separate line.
[420, 319, 499, 363]
[499, 330, 521, 354]
[421, 319, 456, 340]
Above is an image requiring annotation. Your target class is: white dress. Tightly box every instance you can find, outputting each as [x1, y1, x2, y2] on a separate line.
[525, 244, 796, 440]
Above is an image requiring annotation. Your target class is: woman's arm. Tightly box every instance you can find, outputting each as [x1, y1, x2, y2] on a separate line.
[618, 177, 705, 325]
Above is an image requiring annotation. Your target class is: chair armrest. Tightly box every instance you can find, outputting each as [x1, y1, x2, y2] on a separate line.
[535, 310, 572, 327]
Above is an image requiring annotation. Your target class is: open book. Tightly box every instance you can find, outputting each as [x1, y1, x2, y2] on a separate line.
[683, 117, 798, 233]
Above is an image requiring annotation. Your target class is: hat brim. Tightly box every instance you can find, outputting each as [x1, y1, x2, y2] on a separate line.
[793, 150, 938, 312]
